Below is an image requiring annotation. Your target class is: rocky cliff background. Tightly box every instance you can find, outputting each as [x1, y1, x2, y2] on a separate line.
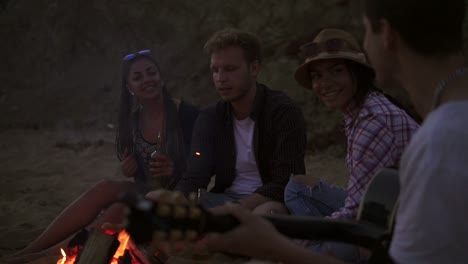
[1, 0, 467, 149]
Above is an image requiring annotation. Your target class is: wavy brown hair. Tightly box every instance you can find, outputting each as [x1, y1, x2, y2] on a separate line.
[204, 28, 261, 63]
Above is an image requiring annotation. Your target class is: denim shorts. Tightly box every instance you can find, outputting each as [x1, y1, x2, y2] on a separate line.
[284, 176, 364, 263]
[284, 175, 347, 217]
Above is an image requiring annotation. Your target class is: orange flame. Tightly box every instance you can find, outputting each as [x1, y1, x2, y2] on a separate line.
[56, 248, 77, 264]
[110, 230, 131, 264]
[56, 230, 132, 264]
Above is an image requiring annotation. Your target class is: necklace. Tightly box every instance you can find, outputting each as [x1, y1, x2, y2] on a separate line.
[432, 66, 468, 109]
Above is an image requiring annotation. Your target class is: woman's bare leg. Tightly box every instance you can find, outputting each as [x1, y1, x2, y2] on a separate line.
[4, 201, 130, 264]
[4, 238, 71, 264]
[13, 180, 135, 255]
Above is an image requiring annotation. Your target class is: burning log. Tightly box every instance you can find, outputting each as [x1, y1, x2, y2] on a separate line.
[57, 227, 153, 264]
[56, 196, 172, 264]
[74, 229, 120, 264]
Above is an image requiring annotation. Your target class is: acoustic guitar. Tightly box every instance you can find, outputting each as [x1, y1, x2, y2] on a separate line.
[124, 167, 399, 264]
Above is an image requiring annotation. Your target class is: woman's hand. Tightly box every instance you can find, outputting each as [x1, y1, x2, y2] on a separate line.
[149, 154, 174, 177]
[121, 149, 137, 178]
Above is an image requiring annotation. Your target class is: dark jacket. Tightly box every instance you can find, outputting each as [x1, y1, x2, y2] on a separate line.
[176, 83, 306, 202]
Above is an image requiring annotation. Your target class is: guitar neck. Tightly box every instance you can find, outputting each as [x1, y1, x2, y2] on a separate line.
[124, 193, 387, 251]
[204, 213, 385, 249]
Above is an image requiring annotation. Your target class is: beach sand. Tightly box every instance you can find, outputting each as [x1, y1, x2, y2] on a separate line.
[0, 128, 346, 262]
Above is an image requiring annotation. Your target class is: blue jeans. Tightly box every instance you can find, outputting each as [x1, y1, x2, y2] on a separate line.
[199, 191, 248, 208]
[284, 176, 364, 263]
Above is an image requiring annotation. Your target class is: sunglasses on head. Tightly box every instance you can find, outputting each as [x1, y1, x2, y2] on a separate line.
[122, 49, 151, 61]
[301, 38, 357, 58]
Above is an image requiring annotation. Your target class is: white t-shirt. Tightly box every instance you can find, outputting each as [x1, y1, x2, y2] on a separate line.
[226, 117, 263, 195]
[390, 101, 468, 264]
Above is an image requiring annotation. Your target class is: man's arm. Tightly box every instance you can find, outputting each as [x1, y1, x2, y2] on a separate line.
[203, 204, 347, 264]
[175, 109, 215, 195]
[277, 239, 349, 264]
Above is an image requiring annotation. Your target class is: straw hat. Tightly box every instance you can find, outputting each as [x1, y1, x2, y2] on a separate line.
[294, 28, 374, 89]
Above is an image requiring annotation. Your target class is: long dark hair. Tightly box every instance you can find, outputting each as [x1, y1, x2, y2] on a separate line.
[345, 60, 422, 123]
[116, 54, 186, 184]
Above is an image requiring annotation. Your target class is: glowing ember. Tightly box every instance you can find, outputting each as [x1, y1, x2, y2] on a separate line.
[195, 152, 201, 156]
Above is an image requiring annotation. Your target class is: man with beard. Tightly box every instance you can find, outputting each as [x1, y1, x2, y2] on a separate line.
[176, 28, 306, 213]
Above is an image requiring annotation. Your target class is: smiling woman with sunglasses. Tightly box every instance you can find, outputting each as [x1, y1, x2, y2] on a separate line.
[117, 50, 199, 191]
[4, 50, 199, 263]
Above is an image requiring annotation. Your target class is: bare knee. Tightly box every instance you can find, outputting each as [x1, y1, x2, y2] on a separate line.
[93, 203, 127, 233]
[84, 180, 135, 207]
[252, 201, 289, 215]
[90, 180, 134, 196]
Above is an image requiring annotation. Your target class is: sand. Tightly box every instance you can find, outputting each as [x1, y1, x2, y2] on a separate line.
[0, 128, 346, 262]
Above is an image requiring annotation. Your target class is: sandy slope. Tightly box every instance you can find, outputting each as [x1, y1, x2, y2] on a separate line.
[0, 128, 121, 255]
[0, 128, 346, 260]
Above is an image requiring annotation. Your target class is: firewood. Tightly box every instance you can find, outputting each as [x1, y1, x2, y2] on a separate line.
[75, 229, 119, 264]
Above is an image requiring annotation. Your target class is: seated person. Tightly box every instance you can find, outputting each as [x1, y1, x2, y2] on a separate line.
[191, 1, 468, 263]
[268, 28, 419, 262]
[176, 28, 307, 214]
[4, 50, 199, 263]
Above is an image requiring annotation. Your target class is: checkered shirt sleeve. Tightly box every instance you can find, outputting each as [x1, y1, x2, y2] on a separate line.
[330, 93, 419, 219]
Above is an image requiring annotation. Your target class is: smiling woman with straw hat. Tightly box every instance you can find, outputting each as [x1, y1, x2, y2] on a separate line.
[282, 28, 420, 262]
[294, 28, 376, 109]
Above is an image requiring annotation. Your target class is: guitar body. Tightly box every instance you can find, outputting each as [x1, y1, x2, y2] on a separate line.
[358, 167, 399, 231]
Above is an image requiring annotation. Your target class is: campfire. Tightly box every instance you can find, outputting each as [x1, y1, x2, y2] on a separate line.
[56, 229, 154, 264]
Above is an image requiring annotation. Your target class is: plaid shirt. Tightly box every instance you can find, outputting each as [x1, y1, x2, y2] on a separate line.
[330, 92, 419, 219]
